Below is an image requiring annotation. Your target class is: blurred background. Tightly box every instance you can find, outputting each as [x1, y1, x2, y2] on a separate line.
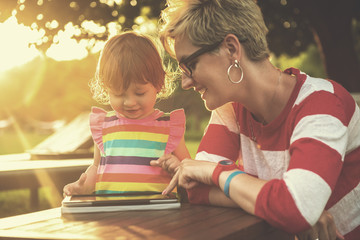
[0, 0, 359, 218]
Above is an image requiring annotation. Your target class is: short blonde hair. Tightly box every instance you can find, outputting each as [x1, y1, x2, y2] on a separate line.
[90, 31, 175, 104]
[159, 0, 270, 61]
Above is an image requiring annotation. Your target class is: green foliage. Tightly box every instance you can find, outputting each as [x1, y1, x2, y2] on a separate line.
[0, 0, 167, 51]
[271, 44, 326, 78]
[0, 54, 99, 121]
[353, 19, 360, 63]
[259, 0, 315, 56]
[185, 140, 200, 159]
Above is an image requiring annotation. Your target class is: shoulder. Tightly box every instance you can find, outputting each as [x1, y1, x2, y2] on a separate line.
[170, 109, 185, 121]
[208, 103, 240, 134]
[293, 75, 356, 125]
[156, 109, 185, 123]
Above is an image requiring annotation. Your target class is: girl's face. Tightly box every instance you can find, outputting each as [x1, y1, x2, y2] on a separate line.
[108, 81, 158, 119]
[174, 36, 233, 111]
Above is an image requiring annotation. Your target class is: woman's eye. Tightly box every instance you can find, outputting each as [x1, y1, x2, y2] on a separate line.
[136, 92, 145, 96]
[188, 61, 197, 70]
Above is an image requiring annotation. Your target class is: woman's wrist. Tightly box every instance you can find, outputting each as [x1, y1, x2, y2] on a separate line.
[223, 171, 245, 197]
[218, 170, 245, 198]
[212, 160, 238, 186]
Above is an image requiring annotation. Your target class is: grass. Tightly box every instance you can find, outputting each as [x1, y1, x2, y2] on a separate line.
[185, 140, 200, 159]
[0, 188, 53, 218]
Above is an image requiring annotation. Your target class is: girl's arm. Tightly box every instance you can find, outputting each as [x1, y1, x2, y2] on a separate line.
[63, 143, 100, 195]
[173, 137, 191, 160]
[150, 137, 191, 173]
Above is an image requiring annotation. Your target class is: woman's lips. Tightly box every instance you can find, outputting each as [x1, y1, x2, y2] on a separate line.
[197, 88, 207, 99]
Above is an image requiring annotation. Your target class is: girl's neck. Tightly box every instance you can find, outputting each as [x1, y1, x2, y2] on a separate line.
[114, 108, 159, 120]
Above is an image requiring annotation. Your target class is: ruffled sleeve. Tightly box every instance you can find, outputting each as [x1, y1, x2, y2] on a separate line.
[164, 108, 186, 154]
[89, 107, 107, 154]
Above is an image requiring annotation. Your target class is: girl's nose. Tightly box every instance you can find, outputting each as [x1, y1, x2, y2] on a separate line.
[123, 96, 136, 107]
[181, 74, 195, 90]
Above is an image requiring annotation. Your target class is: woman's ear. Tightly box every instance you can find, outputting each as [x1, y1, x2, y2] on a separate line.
[223, 34, 242, 59]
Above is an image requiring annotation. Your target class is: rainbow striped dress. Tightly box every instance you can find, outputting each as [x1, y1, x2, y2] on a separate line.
[89, 107, 185, 195]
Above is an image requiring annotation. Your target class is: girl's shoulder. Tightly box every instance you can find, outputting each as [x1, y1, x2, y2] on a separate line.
[155, 108, 185, 123]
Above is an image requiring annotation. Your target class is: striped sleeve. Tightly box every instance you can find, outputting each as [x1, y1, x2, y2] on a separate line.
[196, 102, 240, 163]
[187, 103, 240, 204]
[255, 77, 360, 233]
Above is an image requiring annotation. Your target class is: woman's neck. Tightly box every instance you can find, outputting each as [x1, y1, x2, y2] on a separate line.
[237, 61, 296, 125]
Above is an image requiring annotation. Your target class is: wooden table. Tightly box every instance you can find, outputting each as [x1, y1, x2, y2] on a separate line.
[0, 153, 92, 208]
[0, 203, 293, 240]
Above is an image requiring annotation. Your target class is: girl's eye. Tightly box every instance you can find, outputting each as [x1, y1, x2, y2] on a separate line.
[136, 92, 146, 96]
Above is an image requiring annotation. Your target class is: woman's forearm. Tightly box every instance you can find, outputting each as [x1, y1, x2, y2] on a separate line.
[208, 186, 238, 207]
[216, 170, 267, 214]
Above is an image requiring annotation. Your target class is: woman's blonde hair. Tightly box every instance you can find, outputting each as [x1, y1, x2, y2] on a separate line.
[90, 31, 175, 104]
[159, 0, 270, 61]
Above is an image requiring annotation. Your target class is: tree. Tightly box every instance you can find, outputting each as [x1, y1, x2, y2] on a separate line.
[0, 0, 165, 51]
[0, 0, 359, 91]
[258, 0, 360, 91]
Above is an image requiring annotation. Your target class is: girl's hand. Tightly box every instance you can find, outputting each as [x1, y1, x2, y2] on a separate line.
[162, 159, 216, 195]
[295, 210, 344, 240]
[63, 173, 88, 196]
[150, 154, 181, 174]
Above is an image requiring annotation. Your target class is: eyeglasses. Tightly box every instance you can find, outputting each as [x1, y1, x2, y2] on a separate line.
[178, 41, 223, 78]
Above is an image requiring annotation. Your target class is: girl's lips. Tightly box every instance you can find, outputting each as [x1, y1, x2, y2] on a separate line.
[124, 109, 140, 116]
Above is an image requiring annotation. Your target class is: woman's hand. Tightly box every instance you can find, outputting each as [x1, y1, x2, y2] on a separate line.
[162, 159, 216, 195]
[63, 173, 90, 196]
[150, 154, 181, 175]
[296, 210, 344, 240]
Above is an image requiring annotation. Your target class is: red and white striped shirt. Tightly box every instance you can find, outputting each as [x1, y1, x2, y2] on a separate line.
[190, 68, 360, 239]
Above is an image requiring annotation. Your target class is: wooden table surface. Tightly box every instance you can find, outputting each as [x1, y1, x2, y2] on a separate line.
[0, 203, 293, 240]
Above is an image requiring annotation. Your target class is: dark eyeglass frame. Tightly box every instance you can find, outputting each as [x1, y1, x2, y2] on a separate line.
[178, 35, 248, 78]
[179, 41, 223, 78]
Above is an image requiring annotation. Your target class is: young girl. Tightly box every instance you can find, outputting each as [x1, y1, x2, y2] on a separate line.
[63, 31, 190, 196]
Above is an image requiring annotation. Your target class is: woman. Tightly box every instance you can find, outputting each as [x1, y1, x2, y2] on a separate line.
[152, 0, 360, 239]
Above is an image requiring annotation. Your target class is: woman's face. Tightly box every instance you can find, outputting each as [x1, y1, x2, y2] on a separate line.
[174, 36, 233, 111]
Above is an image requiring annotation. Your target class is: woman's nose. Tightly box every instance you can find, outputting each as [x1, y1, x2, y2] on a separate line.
[181, 75, 194, 90]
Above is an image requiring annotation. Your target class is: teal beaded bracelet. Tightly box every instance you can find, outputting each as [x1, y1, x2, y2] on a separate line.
[224, 171, 245, 198]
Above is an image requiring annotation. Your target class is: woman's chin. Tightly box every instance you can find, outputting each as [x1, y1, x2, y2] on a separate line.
[203, 97, 226, 111]
[204, 100, 217, 111]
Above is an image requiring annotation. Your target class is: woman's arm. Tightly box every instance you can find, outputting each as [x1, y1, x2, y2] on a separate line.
[164, 159, 339, 239]
[162, 159, 265, 212]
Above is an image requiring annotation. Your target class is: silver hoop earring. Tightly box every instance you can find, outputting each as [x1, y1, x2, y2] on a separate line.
[227, 59, 243, 84]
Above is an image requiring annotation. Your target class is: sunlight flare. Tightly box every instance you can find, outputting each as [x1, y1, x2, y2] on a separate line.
[0, 16, 41, 72]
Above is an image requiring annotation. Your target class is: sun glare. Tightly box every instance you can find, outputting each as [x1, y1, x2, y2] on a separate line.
[0, 16, 97, 72]
[0, 13, 155, 73]
[46, 23, 89, 61]
[0, 16, 41, 72]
